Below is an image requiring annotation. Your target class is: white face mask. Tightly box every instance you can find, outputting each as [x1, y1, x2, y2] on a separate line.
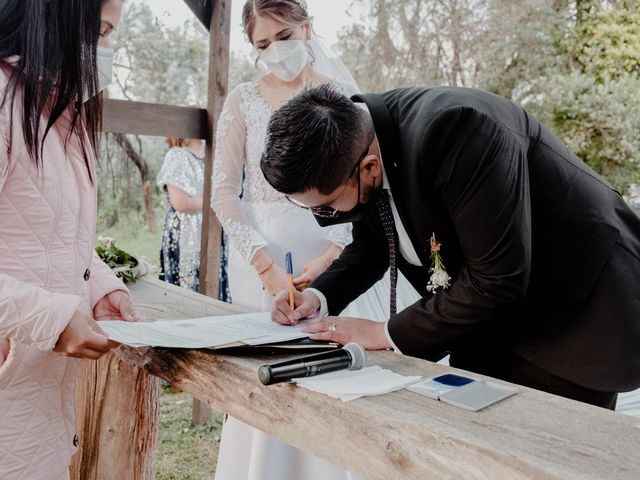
[84, 46, 114, 102]
[258, 39, 309, 82]
[96, 45, 114, 93]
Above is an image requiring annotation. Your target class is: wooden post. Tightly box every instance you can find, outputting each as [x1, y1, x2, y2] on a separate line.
[192, 396, 214, 425]
[103, 99, 207, 139]
[194, 0, 232, 425]
[198, 0, 231, 300]
[70, 354, 160, 480]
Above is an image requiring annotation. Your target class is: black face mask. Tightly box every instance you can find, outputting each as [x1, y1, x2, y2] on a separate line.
[314, 201, 369, 226]
[313, 181, 380, 227]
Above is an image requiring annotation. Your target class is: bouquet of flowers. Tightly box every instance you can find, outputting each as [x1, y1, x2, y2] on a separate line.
[95, 236, 142, 284]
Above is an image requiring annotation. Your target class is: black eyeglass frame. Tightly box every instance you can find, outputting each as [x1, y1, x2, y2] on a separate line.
[285, 146, 370, 218]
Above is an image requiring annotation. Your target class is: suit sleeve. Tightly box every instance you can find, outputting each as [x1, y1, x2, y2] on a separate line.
[388, 106, 532, 359]
[309, 217, 390, 315]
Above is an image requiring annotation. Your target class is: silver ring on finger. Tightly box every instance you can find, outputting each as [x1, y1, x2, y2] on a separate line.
[328, 322, 337, 333]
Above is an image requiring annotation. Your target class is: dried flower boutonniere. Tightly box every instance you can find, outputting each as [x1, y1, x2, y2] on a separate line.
[427, 233, 451, 293]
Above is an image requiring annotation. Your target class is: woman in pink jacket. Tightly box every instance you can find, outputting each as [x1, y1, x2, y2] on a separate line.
[0, 1, 137, 478]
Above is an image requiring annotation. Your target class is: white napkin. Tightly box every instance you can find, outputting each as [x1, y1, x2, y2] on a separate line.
[294, 365, 422, 402]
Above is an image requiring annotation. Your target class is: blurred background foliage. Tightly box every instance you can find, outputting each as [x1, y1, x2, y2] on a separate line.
[98, 0, 640, 264]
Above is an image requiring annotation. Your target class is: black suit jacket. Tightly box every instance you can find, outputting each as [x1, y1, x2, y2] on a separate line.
[310, 86, 640, 392]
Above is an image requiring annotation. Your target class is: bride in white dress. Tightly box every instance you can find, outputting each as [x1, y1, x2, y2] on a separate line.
[210, 2, 418, 479]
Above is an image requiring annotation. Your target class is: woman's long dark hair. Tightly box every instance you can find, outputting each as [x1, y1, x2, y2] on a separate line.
[0, 0, 108, 179]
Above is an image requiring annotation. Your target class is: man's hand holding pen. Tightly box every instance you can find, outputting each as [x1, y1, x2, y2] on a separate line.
[272, 289, 321, 326]
[270, 288, 392, 350]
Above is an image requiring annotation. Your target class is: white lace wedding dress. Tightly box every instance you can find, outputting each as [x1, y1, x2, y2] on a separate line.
[211, 80, 420, 480]
[212, 81, 353, 313]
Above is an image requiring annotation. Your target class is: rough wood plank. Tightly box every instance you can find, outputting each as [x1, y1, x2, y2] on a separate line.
[117, 277, 640, 480]
[71, 353, 159, 480]
[103, 99, 208, 139]
[199, 0, 231, 300]
[127, 276, 245, 319]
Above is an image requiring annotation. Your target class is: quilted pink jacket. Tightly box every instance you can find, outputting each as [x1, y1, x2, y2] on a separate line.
[0, 63, 127, 479]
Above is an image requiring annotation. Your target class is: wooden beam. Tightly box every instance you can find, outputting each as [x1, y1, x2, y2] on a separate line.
[182, 0, 213, 31]
[102, 99, 208, 139]
[199, 0, 231, 300]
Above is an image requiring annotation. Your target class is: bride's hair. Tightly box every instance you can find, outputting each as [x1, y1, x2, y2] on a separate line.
[242, 0, 311, 43]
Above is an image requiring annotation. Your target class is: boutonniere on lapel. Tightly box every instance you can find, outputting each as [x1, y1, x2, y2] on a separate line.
[427, 233, 451, 293]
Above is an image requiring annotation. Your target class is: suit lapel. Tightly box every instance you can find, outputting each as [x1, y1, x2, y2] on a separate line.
[351, 93, 433, 268]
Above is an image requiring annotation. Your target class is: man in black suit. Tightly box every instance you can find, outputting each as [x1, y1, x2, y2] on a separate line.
[260, 84, 640, 409]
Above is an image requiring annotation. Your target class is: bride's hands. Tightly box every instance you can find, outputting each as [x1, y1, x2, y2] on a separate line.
[293, 255, 331, 290]
[294, 244, 342, 290]
[260, 263, 289, 296]
[252, 249, 288, 296]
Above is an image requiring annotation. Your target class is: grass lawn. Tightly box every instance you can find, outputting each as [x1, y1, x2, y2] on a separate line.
[157, 388, 224, 480]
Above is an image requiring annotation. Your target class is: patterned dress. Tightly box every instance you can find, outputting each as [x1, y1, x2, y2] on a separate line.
[157, 147, 230, 301]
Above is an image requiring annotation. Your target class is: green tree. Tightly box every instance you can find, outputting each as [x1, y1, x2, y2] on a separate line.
[99, 2, 211, 234]
[337, 0, 564, 101]
[111, 4, 209, 106]
[337, 0, 640, 193]
[337, 0, 482, 92]
[471, 0, 566, 101]
[536, 0, 640, 190]
[569, 0, 640, 82]
[538, 72, 640, 187]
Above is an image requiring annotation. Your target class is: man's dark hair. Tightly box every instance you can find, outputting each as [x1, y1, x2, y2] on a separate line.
[261, 83, 374, 195]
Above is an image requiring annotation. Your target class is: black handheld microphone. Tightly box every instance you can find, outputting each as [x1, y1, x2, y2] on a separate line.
[258, 343, 367, 385]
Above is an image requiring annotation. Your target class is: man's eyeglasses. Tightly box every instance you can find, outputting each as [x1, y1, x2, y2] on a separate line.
[286, 146, 369, 218]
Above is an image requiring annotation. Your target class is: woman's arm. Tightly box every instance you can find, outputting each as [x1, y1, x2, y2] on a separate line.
[0, 107, 81, 351]
[167, 186, 203, 214]
[293, 242, 343, 290]
[0, 272, 83, 351]
[210, 86, 270, 268]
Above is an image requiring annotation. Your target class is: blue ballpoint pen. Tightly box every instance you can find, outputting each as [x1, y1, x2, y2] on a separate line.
[285, 252, 295, 311]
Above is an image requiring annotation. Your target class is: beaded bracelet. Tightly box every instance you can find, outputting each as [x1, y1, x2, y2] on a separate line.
[257, 260, 274, 276]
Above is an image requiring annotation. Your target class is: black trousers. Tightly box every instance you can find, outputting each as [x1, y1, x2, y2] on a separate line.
[449, 348, 618, 410]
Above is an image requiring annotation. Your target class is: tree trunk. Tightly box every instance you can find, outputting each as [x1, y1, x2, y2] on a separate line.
[449, 0, 464, 86]
[112, 133, 156, 233]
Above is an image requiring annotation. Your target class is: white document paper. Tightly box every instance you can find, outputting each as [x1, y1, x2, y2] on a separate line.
[100, 312, 308, 349]
[294, 365, 422, 402]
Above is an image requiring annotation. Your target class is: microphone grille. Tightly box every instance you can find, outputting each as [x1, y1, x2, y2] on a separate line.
[344, 343, 367, 370]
